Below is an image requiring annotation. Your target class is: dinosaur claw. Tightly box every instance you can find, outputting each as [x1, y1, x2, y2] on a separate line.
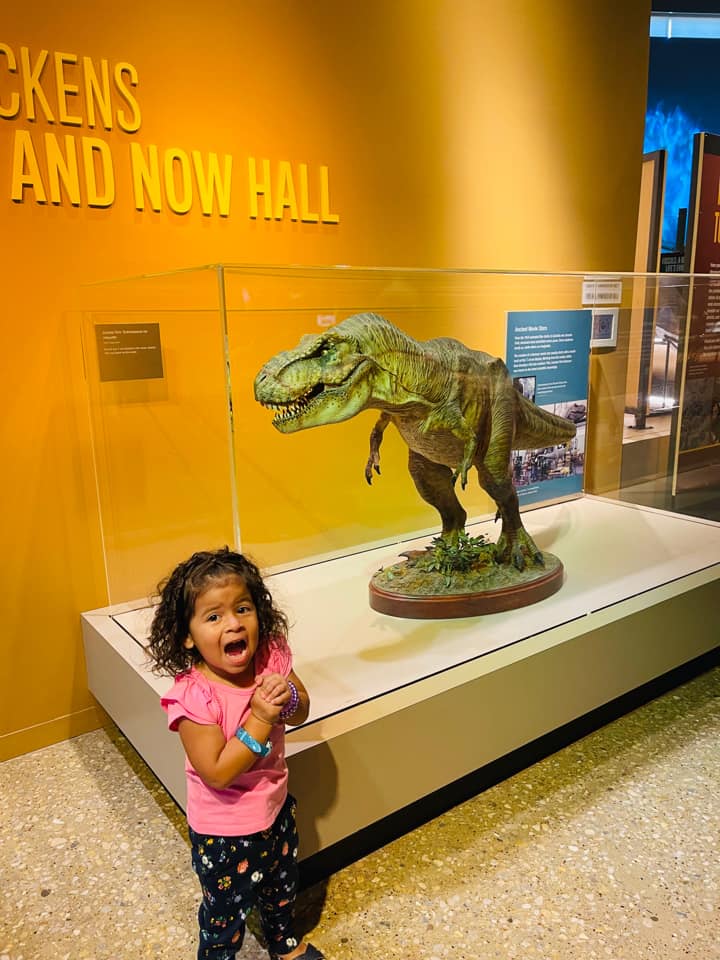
[365, 461, 381, 485]
[451, 468, 470, 490]
[494, 527, 544, 571]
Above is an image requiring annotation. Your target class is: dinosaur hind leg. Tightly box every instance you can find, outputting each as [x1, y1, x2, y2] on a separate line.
[408, 449, 466, 538]
[477, 467, 543, 570]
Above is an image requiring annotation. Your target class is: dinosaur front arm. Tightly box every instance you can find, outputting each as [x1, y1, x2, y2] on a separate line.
[365, 413, 391, 484]
[453, 432, 480, 490]
[418, 406, 480, 490]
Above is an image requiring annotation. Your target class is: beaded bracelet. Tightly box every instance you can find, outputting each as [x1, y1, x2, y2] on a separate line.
[278, 680, 300, 722]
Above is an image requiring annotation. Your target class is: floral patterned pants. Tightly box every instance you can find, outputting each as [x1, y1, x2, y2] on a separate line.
[189, 794, 299, 960]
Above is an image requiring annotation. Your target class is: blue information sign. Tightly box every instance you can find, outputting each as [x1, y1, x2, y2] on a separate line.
[506, 309, 592, 506]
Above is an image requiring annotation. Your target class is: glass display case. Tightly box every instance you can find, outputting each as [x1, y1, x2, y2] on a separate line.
[79, 264, 720, 857]
[79, 263, 719, 604]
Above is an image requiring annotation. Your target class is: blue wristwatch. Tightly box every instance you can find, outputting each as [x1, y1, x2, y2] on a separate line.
[235, 726, 272, 757]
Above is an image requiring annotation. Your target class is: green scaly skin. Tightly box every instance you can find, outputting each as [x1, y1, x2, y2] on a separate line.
[254, 313, 576, 570]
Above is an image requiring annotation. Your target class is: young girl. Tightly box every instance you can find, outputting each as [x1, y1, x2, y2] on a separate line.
[147, 547, 324, 960]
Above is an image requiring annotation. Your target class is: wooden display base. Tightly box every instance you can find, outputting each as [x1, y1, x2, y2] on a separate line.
[369, 555, 564, 618]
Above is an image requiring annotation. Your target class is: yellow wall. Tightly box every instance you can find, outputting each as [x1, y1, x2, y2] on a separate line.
[0, 0, 651, 759]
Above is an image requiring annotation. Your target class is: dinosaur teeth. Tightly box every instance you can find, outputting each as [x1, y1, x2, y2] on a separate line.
[262, 383, 325, 425]
[268, 393, 313, 424]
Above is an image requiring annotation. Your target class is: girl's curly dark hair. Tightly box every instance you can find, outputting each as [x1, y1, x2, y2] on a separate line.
[146, 547, 288, 677]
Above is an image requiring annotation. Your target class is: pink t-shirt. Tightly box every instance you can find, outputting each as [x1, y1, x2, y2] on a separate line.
[161, 639, 292, 835]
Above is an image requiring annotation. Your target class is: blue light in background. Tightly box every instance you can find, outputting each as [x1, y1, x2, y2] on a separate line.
[643, 105, 700, 251]
[650, 15, 720, 39]
[645, 33, 720, 254]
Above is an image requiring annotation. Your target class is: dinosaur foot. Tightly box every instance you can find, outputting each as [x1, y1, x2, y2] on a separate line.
[494, 528, 544, 572]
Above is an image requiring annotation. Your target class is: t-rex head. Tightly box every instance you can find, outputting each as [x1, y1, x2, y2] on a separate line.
[254, 325, 378, 432]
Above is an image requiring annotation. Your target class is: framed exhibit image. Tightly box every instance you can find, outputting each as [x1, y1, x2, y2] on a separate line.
[591, 307, 619, 348]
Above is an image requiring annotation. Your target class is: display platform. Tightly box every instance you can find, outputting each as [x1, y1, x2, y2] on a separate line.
[82, 496, 720, 860]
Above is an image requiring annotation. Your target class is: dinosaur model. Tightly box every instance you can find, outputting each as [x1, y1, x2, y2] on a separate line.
[254, 313, 576, 570]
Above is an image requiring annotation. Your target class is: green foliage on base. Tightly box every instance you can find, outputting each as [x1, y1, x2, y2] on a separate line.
[415, 531, 495, 588]
[373, 535, 559, 598]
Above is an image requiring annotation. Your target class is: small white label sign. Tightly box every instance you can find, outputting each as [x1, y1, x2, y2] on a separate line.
[582, 278, 622, 305]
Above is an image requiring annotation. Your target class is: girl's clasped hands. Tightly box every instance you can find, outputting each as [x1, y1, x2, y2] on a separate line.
[251, 672, 292, 724]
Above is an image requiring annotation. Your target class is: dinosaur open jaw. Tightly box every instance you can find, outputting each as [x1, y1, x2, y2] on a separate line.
[262, 382, 326, 427]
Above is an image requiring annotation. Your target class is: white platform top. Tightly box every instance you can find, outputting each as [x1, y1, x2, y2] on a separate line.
[108, 496, 720, 724]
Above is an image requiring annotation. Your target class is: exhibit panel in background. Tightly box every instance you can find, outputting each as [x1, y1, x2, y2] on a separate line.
[674, 132, 720, 486]
[625, 150, 666, 432]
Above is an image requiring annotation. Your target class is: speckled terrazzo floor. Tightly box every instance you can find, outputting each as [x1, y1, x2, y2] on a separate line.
[2, 666, 719, 960]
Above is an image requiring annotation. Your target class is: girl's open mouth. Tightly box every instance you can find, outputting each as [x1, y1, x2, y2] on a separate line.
[224, 639, 247, 657]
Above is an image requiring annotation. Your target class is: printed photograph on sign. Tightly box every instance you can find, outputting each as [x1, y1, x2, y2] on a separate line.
[512, 375, 536, 403]
[511, 401, 586, 489]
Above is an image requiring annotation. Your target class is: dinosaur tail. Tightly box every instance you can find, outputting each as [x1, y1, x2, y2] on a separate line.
[513, 393, 577, 450]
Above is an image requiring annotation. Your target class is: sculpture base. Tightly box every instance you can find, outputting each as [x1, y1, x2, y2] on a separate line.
[369, 553, 564, 619]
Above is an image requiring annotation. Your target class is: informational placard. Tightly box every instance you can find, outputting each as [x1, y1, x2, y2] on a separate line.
[506, 309, 592, 506]
[581, 278, 622, 306]
[95, 323, 164, 382]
